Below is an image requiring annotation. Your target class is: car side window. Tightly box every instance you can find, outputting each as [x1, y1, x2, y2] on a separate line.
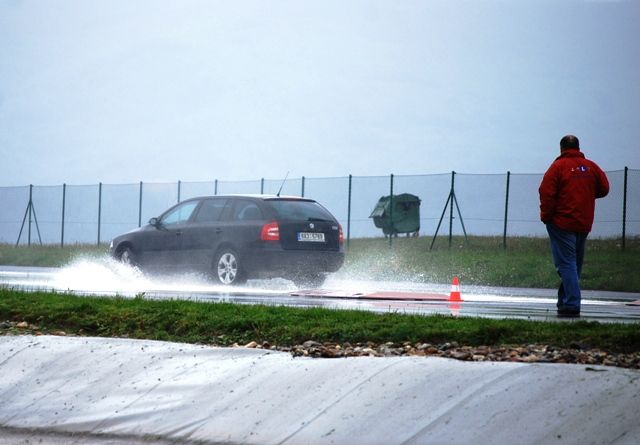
[233, 201, 263, 221]
[193, 199, 227, 222]
[219, 200, 234, 221]
[160, 201, 198, 226]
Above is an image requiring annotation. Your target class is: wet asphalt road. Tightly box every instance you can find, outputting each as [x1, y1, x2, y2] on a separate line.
[1, 264, 639, 323]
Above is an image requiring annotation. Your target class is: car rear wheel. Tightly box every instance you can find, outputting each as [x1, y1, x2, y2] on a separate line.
[213, 248, 246, 285]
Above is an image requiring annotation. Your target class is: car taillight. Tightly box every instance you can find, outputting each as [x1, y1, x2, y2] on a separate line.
[339, 224, 344, 245]
[261, 221, 280, 241]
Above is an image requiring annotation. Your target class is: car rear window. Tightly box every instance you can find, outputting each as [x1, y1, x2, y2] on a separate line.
[267, 199, 335, 222]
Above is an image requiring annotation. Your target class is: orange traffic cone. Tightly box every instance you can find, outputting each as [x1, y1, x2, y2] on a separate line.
[449, 276, 463, 302]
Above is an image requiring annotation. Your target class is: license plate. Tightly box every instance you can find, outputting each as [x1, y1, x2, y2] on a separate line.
[297, 232, 325, 242]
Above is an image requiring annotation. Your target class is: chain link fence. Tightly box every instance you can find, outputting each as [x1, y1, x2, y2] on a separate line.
[3, 169, 638, 248]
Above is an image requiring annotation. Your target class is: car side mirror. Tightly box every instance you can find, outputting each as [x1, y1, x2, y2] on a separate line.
[149, 217, 160, 227]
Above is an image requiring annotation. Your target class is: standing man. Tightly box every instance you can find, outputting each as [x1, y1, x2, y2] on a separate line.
[539, 135, 609, 318]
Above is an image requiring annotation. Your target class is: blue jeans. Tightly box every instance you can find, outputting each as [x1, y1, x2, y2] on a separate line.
[546, 224, 588, 310]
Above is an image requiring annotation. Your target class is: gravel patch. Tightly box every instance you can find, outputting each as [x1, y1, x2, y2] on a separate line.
[236, 339, 639, 369]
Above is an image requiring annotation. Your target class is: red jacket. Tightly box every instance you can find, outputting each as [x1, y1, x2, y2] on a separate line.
[539, 149, 609, 233]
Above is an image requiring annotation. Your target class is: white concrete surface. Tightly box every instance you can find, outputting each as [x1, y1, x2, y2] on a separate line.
[1, 335, 639, 445]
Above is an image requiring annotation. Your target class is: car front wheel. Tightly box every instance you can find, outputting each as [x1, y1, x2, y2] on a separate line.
[213, 249, 246, 285]
[117, 246, 136, 266]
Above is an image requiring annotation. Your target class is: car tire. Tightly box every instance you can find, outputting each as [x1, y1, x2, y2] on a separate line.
[117, 246, 137, 267]
[213, 248, 246, 285]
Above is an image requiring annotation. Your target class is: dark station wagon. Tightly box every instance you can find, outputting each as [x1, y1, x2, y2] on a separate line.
[109, 195, 345, 287]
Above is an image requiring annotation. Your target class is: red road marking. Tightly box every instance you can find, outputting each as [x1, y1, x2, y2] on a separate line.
[364, 291, 449, 301]
[290, 289, 365, 298]
[291, 289, 449, 301]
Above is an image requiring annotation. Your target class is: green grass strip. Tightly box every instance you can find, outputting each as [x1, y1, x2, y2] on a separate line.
[1, 289, 638, 353]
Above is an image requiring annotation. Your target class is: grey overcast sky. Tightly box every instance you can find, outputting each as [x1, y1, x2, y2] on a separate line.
[1, 0, 639, 186]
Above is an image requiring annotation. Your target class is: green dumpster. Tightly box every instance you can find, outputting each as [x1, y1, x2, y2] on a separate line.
[369, 193, 421, 237]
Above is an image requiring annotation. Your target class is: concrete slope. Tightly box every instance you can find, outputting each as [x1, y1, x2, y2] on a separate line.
[0, 335, 638, 445]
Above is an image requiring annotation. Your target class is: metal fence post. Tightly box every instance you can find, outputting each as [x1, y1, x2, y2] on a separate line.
[28, 184, 33, 245]
[61, 183, 66, 248]
[301, 176, 305, 197]
[97, 182, 102, 245]
[347, 174, 352, 249]
[503, 171, 511, 250]
[138, 181, 143, 228]
[16, 184, 42, 247]
[177, 180, 181, 203]
[389, 173, 394, 247]
[430, 170, 467, 250]
[261, 178, 264, 194]
[449, 171, 455, 248]
[214, 179, 218, 195]
[622, 166, 628, 250]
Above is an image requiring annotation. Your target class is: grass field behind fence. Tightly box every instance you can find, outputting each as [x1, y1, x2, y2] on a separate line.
[343, 236, 640, 292]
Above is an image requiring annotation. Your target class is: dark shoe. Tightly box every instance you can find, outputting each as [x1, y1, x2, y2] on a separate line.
[557, 306, 580, 318]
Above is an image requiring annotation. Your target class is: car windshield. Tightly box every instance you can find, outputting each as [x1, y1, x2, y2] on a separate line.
[268, 200, 334, 222]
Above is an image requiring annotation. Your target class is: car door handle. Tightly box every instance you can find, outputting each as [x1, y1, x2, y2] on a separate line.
[175, 231, 183, 236]
[215, 228, 223, 234]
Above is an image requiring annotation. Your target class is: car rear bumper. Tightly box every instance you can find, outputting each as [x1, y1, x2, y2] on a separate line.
[242, 247, 344, 278]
